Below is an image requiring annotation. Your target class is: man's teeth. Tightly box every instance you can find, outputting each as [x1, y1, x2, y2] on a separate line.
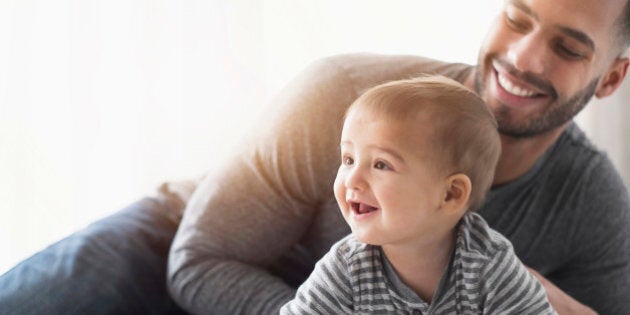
[497, 73, 536, 97]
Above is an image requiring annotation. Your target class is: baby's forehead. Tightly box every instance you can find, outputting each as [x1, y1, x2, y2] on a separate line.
[348, 102, 441, 130]
[345, 107, 439, 145]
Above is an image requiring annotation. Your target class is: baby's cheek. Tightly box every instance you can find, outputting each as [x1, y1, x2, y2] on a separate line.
[333, 176, 345, 204]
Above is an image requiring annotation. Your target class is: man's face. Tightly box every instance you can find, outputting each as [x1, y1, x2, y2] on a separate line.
[475, 0, 627, 138]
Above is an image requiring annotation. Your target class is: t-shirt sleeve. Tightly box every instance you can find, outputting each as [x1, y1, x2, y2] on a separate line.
[482, 245, 557, 314]
[280, 239, 354, 314]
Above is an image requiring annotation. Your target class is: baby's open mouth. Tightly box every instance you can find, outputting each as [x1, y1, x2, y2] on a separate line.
[350, 202, 378, 214]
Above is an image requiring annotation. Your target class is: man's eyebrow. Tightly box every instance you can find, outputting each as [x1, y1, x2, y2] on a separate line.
[508, 0, 596, 52]
[508, 0, 538, 20]
[556, 26, 596, 52]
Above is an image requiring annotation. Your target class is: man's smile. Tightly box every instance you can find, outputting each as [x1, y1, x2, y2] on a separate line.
[489, 59, 557, 109]
[497, 72, 538, 97]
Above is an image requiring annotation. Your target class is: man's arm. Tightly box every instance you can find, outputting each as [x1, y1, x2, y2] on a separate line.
[527, 267, 597, 315]
[167, 57, 358, 314]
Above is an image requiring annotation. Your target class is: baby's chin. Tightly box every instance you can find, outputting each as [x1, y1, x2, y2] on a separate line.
[350, 229, 382, 246]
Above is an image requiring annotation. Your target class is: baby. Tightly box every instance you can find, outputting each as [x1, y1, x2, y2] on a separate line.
[280, 76, 555, 314]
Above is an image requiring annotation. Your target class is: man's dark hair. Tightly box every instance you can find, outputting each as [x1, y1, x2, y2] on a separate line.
[617, 0, 630, 49]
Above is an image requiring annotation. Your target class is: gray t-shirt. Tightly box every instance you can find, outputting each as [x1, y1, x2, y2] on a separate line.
[478, 121, 630, 315]
[280, 212, 556, 314]
[168, 53, 630, 315]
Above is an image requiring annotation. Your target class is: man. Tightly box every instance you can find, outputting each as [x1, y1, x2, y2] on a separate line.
[1, 0, 628, 314]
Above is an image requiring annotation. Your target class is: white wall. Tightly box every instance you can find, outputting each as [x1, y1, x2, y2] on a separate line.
[1, 0, 626, 274]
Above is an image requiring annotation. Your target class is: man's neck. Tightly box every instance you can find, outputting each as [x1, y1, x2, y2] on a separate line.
[493, 127, 566, 185]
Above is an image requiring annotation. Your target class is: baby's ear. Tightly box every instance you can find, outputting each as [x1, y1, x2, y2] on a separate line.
[442, 173, 471, 216]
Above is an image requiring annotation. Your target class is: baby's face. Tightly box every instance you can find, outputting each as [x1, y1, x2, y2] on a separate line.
[334, 108, 450, 247]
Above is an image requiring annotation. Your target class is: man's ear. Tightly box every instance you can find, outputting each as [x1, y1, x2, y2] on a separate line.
[595, 57, 629, 98]
[441, 173, 472, 215]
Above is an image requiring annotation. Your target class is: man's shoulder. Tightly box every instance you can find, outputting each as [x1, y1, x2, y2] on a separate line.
[304, 53, 473, 92]
[317, 53, 468, 75]
[556, 123, 603, 160]
[492, 122, 623, 205]
[545, 123, 626, 198]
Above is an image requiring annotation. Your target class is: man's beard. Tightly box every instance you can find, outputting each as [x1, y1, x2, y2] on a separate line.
[474, 61, 599, 138]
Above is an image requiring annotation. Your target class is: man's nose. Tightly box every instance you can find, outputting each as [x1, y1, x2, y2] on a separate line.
[507, 33, 547, 75]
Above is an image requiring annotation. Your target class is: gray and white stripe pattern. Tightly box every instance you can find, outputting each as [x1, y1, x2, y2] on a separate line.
[280, 212, 556, 314]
